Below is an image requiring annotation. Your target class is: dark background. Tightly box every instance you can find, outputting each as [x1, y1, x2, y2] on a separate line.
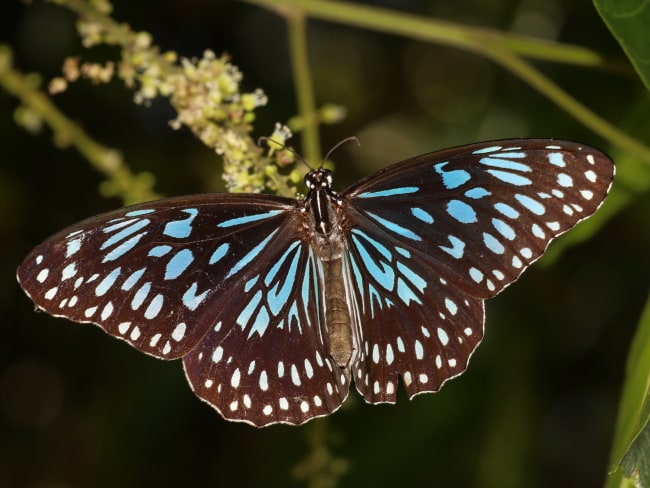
[1, 1, 648, 487]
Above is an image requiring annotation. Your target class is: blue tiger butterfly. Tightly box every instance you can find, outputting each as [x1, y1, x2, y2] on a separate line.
[17, 139, 614, 426]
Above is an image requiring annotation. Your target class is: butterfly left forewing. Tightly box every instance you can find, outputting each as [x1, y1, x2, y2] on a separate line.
[16, 194, 299, 360]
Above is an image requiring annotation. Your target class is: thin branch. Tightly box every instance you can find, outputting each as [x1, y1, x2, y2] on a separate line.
[0, 45, 160, 204]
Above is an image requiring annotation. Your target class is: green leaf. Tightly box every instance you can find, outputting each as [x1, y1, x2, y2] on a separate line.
[593, 0, 650, 93]
[607, 292, 650, 488]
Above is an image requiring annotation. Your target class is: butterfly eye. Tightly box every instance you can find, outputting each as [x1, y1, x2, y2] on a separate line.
[16, 139, 614, 426]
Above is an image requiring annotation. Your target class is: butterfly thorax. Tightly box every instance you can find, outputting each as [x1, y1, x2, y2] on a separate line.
[304, 169, 355, 368]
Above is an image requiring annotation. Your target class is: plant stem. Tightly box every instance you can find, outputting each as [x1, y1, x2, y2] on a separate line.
[287, 8, 321, 163]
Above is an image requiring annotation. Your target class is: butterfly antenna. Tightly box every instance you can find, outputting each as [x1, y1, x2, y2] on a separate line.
[323, 136, 360, 168]
[257, 136, 310, 170]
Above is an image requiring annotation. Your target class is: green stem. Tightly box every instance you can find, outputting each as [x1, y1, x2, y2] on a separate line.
[245, 0, 628, 71]
[287, 8, 321, 163]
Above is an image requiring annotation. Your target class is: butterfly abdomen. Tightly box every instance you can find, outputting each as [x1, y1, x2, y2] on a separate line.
[323, 256, 354, 367]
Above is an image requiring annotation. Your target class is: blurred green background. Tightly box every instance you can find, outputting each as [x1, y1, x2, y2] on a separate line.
[1, 1, 649, 487]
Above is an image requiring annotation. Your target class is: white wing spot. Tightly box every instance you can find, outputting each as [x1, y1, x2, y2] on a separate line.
[204, 379, 213, 388]
[61, 262, 77, 281]
[437, 327, 449, 346]
[101, 301, 114, 321]
[231, 368, 241, 388]
[403, 371, 413, 386]
[314, 395, 323, 407]
[117, 322, 131, 335]
[445, 298, 458, 315]
[172, 322, 186, 341]
[386, 344, 395, 365]
[229, 401, 238, 411]
[291, 364, 301, 386]
[44, 287, 58, 300]
[150, 333, 161, 347]
[83, 305, 97, 318]
[129, 326, 141, 341]
[386, 381, 395, 394]
[419, 373, 428, 384]
[243, 394, 252, 409]
[449, 358, 457, 367]
[36, 268, 49, 283]
[304, 359, 314, 379]
[144, 294, 164, 319]
[414, 340, 424, 360]
[259, 370, 269, 391]
[300, 401, 309, 413]
[314, 351, 324, 367]
[212, 346, 224, 363]
[279, 397, 289, 410]
[263, 405, 273, 416]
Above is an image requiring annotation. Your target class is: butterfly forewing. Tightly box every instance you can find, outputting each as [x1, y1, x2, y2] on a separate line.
[344, 140, 614, 298]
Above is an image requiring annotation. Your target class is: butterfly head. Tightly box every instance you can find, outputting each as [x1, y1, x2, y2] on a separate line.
[304, 168, 334, 191]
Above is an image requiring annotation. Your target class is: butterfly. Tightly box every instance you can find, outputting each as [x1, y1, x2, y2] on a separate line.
[16, 139, 614, 427]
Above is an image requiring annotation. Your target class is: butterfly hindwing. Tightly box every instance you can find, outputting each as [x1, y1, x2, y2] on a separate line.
[183, 240, 350, 426]
[342, 227, 485, 402]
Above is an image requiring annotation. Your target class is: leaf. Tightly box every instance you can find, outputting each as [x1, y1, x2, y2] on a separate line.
[593, 0, 650, 93]
[620, 392, 650, 488]
[607, 292, 650, 488]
